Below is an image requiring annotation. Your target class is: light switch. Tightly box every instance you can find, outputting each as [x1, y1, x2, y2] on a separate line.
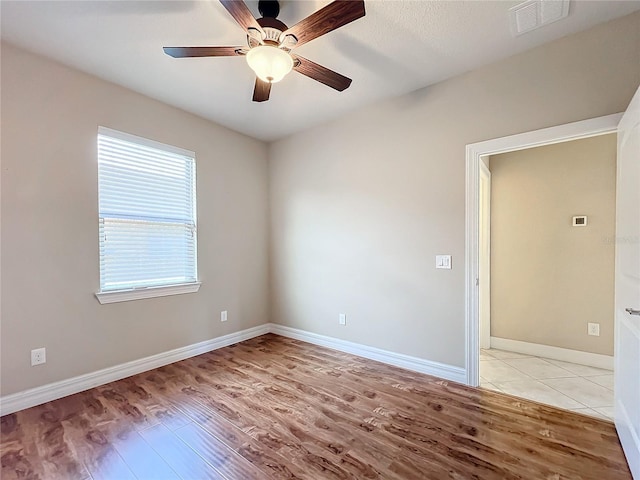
[436, 255, 452, 269]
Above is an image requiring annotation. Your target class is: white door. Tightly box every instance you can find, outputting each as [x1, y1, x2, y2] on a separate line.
[479, 161, 491, 349]
[615, 85, 640, 480]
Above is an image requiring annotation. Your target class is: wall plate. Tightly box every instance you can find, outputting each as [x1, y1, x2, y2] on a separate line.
[436, 255, 452, 269]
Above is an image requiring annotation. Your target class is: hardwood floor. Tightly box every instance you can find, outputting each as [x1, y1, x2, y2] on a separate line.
[1, 334, 632, 479]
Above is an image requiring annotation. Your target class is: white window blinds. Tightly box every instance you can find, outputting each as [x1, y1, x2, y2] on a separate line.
[97, 127, 197, 292]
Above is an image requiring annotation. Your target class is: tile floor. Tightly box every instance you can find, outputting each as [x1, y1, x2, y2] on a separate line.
[480, 348, 614, 421]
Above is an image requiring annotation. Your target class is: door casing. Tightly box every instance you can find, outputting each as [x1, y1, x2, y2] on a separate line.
[479, 161, 491, 350]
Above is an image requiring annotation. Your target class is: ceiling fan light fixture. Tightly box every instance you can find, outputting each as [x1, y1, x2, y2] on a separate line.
[246, 45, 293, 83]
[163, 0, 366, 102]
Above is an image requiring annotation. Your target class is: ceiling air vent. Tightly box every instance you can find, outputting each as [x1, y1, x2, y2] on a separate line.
[509, 0, 570, 36]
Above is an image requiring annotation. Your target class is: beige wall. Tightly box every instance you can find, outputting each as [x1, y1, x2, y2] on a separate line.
[269, 13, 640, 367]
[490, 135, 617, 355]
[1, 43, 270, 396]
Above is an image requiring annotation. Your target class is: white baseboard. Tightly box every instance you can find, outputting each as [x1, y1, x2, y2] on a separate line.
[0, 324, 270, 416]
[270, 324, 466, 384]
[490, 336, 614, 370]
[0, 323, 467, 416]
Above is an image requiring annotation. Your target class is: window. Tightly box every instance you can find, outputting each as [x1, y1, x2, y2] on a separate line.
[95, 127, 199, 304]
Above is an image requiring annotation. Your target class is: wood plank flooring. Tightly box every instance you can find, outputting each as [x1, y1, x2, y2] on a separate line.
[1, 334, 632, 479]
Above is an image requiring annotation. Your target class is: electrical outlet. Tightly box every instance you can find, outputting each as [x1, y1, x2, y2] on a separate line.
[588, 323, 600, 336]
[221, 310, 228, 322]
[31, 348, 46, 366]
[339, 313, 346, 326]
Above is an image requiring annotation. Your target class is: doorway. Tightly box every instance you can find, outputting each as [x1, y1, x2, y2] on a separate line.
[478, 135, 617, 419]
[464, 113, 622, 389]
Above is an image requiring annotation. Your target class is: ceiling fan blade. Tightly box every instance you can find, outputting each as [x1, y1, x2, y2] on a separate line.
[219, 0, 264, 34]
[293, 55, 352, 91]
[253, 78, 271, 102]
[163, 47, 244, 58]
[281, 0, 365, 48]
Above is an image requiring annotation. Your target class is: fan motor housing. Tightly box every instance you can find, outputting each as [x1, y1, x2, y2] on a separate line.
[257, 17, 288, 32]
[257, 17, 288, 44]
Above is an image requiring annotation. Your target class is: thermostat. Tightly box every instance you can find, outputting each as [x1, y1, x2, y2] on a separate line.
[572, 216, 587, 226]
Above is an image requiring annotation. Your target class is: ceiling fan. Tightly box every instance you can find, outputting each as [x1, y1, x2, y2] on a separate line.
[163, 0, 366, 102]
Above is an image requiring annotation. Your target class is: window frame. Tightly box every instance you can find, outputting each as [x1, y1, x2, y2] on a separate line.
[95, 126, 200, 304]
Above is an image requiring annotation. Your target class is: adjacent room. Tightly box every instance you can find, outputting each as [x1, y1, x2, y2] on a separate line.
[478, 134, 617, 419]
[1, 1, 639, 479]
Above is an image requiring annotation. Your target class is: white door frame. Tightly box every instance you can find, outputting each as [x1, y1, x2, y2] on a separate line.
[479, 161, 491, 349]
[464, 113, 622, 386]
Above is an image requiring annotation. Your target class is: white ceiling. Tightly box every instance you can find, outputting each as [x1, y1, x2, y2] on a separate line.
[2, 1, 638, 141]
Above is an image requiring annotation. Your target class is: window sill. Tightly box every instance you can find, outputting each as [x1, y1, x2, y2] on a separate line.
[95, 282, 201, 304]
